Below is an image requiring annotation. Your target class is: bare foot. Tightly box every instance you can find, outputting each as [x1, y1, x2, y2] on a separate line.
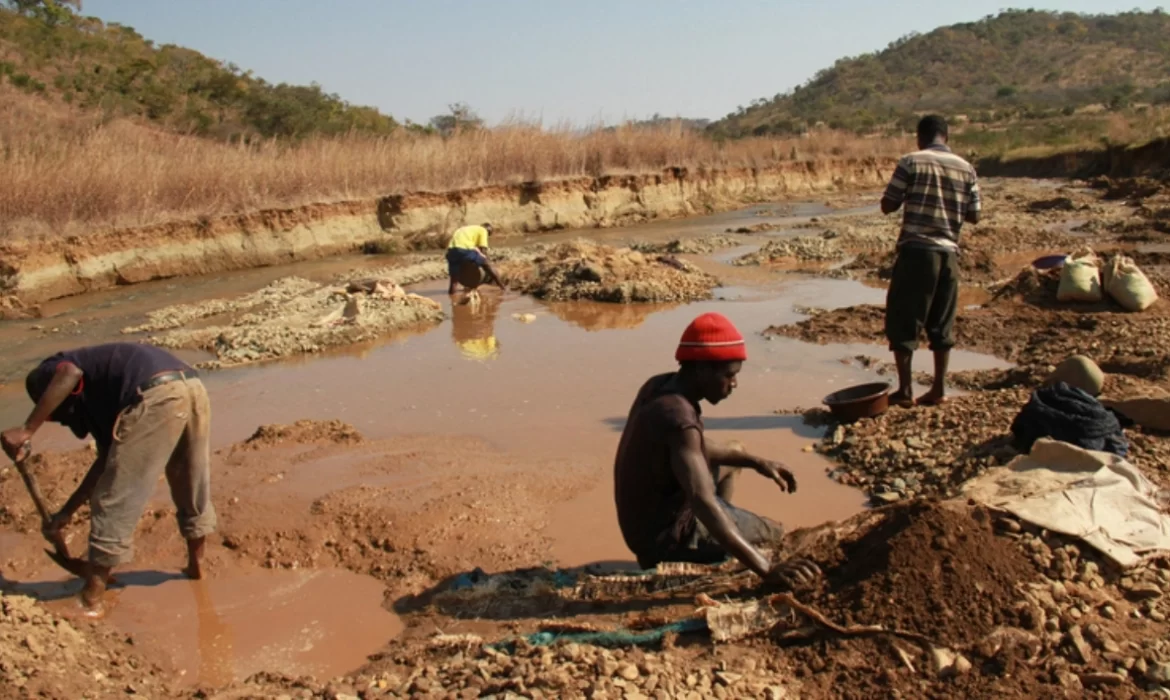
[184, 536, 206, 579]
[78, 587, 107, 619]
[889, 388, 915, 408]
[916, 389, 948, 407]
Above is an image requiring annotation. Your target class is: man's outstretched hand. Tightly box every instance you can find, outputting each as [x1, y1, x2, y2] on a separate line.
[1, 428, 32, 463]
[756, 460, 797, 493]
[765, 558, 821, 589]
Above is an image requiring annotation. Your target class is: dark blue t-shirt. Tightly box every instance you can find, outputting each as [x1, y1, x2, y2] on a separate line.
[27, 343, 191, 447]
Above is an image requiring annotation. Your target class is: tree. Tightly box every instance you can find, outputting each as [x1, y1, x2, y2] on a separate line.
[428, 102, 483, 136]
[5, 0, 80, 24]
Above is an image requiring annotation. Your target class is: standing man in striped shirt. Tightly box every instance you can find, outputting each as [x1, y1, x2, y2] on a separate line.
[880, 115, 981, 407]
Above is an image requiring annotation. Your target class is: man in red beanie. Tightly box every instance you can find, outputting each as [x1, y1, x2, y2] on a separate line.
[613, 312, 820, 587]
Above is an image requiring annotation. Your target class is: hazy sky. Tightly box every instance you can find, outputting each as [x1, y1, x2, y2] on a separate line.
[83, 1, 1168, 126]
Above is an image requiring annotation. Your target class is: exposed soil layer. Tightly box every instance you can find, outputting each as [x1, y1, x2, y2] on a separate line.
[1, 159, 894, 305]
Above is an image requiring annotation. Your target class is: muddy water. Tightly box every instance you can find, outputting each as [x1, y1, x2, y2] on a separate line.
[33, 568, 400, 686]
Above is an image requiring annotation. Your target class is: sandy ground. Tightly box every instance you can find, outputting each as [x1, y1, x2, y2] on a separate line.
[2, 179, 1170, 698]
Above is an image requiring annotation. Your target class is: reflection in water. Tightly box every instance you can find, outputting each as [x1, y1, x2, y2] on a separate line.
[193, 580, 234, 687]
[542, 300, 678, 332]
[451, 292, 501, 361]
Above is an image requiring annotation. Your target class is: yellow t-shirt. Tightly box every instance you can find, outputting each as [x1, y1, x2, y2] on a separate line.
[448, 225, 489, 250]
[458, 336, 499, 360]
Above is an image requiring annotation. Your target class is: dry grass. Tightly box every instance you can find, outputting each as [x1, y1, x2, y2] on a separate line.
[0, 88, 909, 240]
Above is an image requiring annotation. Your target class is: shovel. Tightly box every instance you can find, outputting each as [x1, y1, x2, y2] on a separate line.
[10, 443, 89, 578]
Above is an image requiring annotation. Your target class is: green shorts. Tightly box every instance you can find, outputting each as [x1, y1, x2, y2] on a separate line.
[884, 246, 959, 354]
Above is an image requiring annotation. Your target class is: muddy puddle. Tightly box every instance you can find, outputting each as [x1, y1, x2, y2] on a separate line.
[24, 568, 399, 687]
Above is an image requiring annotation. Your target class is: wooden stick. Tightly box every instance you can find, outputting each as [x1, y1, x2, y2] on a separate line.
[767, 593, 934, 646]
[11, 451, 78, 570]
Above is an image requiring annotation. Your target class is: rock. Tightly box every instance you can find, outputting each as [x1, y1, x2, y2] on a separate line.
[874, 491, 902, 504]
[932, 647, 958, 674]
[1148, 661, 1170, 684]
[953, 655, 973, 675]
[1101, 604, 1117, 620]
[1056, 671, 1082, 689]
[1066, 625, 1094, 664]
[23, 634, 43, 656]
[997, 517, 1022, 533]
[1078, 672, 1125, 687]
[1125, 582, 1163, 601]
[617, 663, 640, 681]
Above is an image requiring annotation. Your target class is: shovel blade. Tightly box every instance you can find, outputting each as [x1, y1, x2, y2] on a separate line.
[44, 549, 88, 579]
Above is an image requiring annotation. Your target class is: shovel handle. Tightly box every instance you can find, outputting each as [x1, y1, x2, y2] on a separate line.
[12, 451, 71, 552]
[12, 455, 54, 526]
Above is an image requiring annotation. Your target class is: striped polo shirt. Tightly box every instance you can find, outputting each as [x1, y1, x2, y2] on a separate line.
[882, 144, 981, 252]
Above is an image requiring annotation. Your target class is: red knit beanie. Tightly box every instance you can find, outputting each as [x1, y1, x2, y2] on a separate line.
[676, 312, 747, 363]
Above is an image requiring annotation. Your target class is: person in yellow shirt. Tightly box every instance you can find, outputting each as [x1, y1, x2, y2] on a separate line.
[446, 223, 505, 295]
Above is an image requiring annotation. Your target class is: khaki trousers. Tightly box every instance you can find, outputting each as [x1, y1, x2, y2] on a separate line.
[89, 378, 217, 567]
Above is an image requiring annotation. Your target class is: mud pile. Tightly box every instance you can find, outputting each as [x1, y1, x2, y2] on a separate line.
[504, 240, 719, 303]
[733, 221, 894, 268]
[629, 235, 743, 256]
[802, 502, 1038, 644]
[0, 591, 171, 696]
[235, 419, 365, 451]
[140, 275, 445, 368]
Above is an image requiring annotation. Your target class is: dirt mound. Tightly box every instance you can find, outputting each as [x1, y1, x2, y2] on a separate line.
[811, 502, 1039, 645]
[630, 235, 742, 256]
[237, 419, 364, 450]
[504, 240, 719, 303]
[0, 591, 171, 697]
[0, 295, 40, 321]
[143, 275, 445, 368]
[1027, 196, 1079, 212]
[1094, 176, 1167, 202]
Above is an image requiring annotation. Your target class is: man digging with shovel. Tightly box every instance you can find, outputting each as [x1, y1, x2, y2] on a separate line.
[1, 343, 216, 616]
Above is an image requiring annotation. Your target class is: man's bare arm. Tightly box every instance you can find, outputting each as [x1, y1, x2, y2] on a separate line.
[880, 196, 902, 215]
[669, 429, 770, 577]
[704, 437, 755, 468]
[704, 438, 797, 493]
[1, 362, 83, 461]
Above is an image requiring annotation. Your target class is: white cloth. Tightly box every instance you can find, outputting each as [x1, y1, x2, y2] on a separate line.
[961, 438, 1170, 568]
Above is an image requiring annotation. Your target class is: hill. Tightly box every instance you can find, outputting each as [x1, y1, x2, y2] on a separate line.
[0, 2, 398, 139]
[711, 9, 1170, 138]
